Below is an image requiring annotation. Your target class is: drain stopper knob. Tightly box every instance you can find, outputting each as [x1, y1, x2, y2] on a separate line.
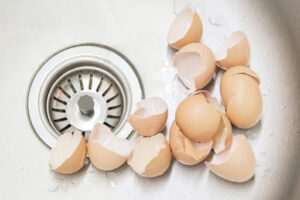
[78, 95, 95, 117]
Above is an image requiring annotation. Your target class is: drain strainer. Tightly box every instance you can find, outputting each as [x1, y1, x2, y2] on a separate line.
[27, 44, 144, 148]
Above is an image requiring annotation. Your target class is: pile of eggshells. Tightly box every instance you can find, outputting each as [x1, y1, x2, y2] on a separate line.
[48, 8, 262, 183]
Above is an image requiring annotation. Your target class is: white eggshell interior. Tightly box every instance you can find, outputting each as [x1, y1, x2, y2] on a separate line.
[49, 131, 82, 169]
[173, 52, 203, 91]
[133, 97, 168, 118]
[90, 123, 133, 157]
[168, 8, 194, 44]
[129, 134, 167, 174]
[215, 31, 246, 60]
[210, 135, 239, 165]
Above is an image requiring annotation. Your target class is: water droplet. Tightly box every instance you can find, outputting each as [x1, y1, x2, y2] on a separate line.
[281, 105, 286, 110]
[208, 14, 226, 26]
[259, 149, 266, 155]
[18, 166, 25, 171]
[268, 130, 274, 136]
[263, 166, 269, 172]
[46, 184, 59, 192]
[111, 181, 117, 188]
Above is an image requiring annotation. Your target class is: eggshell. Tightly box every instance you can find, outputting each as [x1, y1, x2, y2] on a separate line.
[215, 31, 250, 69]
[173, 43, 216, 91]
[175, 92, 221, 142]
[49, 131, 87, 174]
[169, 122, 212, 165]
[128, 97, 168, 136]
[127, 133, 171, 177]
[205, 134, 256, 183]
[220, 66, 262, 128]
[212, 113, 233, 154]
[88, 123, 133, 171]
[168, 8, 203, 49]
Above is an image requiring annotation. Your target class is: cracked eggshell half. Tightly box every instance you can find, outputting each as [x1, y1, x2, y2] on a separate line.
[88, 123, 133, 171]
[168, 8, 203, 50]
[169, 122, 212, 165]
[49, 131, 87, 174]
[212, 113, 233, 154]
[175, 91, 220, 142]
[220, 66, 262, 128]
[215, 31, 250, 70]
[205, 135, 256, 183]
[173, 43, 216, 91]
[128, 97, 168, 136]
[127, 133, 171, 177]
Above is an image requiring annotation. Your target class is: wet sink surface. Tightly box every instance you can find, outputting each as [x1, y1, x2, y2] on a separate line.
[0, 0, 299, 199]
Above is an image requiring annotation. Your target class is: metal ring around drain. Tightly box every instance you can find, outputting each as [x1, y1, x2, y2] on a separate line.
[27, 43, 144, 148]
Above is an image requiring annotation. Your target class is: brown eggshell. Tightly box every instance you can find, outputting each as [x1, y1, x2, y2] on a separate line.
[215, 31, 250, 69]
[212, 113, 233, 154]
[175, 93, 221, 142]
[127, 133, 171, 177]
[205, 134, 256, 183]
[169, 122, 212, 165]
[49, 131, 87, 174]
[220, 66, 262, 128]
[173, 43, 216, 91]
[168, 8, 203, 49]
[88, 123, 133, 171]
[128, 97, 168, 136]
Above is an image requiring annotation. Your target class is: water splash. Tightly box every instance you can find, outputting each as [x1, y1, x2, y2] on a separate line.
[209, 14, 226, 26]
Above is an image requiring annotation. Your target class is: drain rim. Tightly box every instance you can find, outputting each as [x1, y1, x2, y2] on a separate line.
[27, 43, 144, 148]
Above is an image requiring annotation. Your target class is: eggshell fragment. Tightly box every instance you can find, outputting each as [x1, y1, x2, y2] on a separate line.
[173, 43, 216, 91]
[175, 92, 220, 142]
[88, 123, 133, 171]
[49, 131, 87, 174]
[220, 66, 262, 128]
[168, 8, 203, 49]
[128, 97, 168, 136]
[215, 31, 250, 69]
[169, 122, 212, 165]
[205, 135, 256, 183]
[212, 113, 233, 154]
[127, 133, 171, 177]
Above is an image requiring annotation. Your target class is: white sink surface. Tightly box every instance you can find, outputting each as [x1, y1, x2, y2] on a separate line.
[0, 0, 299, 199]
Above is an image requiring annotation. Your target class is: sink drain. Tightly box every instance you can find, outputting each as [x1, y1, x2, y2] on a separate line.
[27, 43, 144, 148]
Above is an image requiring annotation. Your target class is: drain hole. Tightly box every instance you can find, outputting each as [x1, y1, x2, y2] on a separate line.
[78, 74, 84, 90]
[106, 93, 119, 103]
[107, 115, 121, 119]
[53, 96, 67, 105]
[53, 117, 68, 122]
[102, 84, 113, 97]
[68, 79, 77, 93]
[89, 74, 93, 90]
[96, 76, 103, 92]
[58, 86, 71, 99]
[60, 124, 71, 132]
[103, 122, 115, 129]
[108, 104, 122, 110]
[51, 108, 66, 113]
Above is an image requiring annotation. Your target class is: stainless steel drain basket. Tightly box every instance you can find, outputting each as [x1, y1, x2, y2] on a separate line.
[27, 43, 144, 148]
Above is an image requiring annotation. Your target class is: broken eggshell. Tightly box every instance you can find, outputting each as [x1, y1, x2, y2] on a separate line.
[88, 123, 133, 171]
[215, 31, 250, 70]
[205, 134, 256, 183]
[175, 91, 221, 142]
[168, 8, 203, 49]
[48, 131, 87, 174]
[128, 97, 168, 136]
[169, 122, 212, 165]
[127, 133, 171, 178]
[220, 66, 262, 128]
[173, 43, 216, 91]
[212, 113, 233, 154]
